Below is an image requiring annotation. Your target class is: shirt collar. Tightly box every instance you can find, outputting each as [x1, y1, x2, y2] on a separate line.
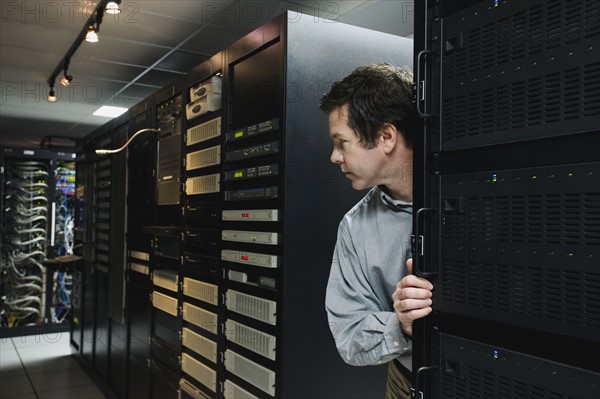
[378, 186, 413, 213]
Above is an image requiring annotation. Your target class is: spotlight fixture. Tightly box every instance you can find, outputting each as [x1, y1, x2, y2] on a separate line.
[60, 65, 73, 87]
[60, 74, 73, 87]
[48, 84, 57, 102]
[105, 1, 121, 15]
[85, 25, 99, 43]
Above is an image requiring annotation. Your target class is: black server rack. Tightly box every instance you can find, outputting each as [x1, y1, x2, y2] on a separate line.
[413, 1, 600, 397]
[178, 13, 413, 399]
[125, 105, 156, 399]
[149, 87, 186, 399]
[179, 52, 225, 399]
[0, 147, 77, 337]
[75, 133, 98, 369]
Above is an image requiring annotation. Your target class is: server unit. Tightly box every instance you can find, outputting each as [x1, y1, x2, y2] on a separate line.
[412, 0, 600, 397]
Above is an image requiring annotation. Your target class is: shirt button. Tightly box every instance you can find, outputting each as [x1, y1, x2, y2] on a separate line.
[394, 341, 399, 347]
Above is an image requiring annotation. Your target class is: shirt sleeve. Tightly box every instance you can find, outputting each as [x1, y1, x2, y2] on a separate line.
[325, 218, 411, 366]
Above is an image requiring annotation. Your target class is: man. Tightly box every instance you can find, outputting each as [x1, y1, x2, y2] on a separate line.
[321, 64, 434, 398]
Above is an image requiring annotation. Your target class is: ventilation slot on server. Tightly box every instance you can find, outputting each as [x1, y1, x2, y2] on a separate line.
[224, 350, 276, 397]
[186, 174, 220, 196]
[152, 291, 178, 316]
[179, 378, 212, 399]
[183, 278, 218, 306]
[226, 290, 276, 325]
[187, 117, 222, 147]
[439, 0, 600, 149]
[153, 269, 179, 292]
[129, 262, 149, 275]
[438, 162, 600, 341]
[439, 333, 600, 399]
[182, 302, 218, 334]
[225, 319, 276, 360]
[181, 353, 217, 393]
[186, 146, 221, 171]
[182, 327, 217, 363]
[130, 250, 149, 261]
[224, 380, 259, 399]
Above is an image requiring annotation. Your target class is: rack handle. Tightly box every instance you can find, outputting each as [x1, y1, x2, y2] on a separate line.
[413, 207, 436, 278]
[414, 365, 438, 398]
[415, 50, 435, 118]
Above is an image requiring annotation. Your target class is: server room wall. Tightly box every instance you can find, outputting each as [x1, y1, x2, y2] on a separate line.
[71, 11, 414, 399]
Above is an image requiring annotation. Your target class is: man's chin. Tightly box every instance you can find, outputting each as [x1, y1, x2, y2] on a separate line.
[350, 180, 368, 191]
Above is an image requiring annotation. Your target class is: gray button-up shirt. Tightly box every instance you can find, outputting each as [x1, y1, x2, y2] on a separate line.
[325, 186, 413, 371]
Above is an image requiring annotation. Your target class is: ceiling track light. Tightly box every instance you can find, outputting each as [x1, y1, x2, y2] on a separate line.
[85, 25, 99, 43]
[48, 84, 57, 102]
[105, 1, 122, 15]
[60, 73, 73, 87]
[60, 60, 73, 87]
[47, 1, 113, 103]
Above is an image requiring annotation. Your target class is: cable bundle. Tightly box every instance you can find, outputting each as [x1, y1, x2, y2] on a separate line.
[54, 162, 76, 256]
[1, 161, 49, 327]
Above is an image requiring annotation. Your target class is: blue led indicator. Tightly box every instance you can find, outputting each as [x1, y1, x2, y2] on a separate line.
[493, 350, 499, 360]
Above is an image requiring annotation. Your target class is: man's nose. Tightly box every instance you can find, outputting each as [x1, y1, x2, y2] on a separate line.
[330, 148, 343, 164]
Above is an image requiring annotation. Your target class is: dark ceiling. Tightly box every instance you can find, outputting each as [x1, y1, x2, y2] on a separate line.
[0, 0, 414, 149]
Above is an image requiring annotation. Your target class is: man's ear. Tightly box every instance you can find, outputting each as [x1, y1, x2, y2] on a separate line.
[379, 123, 398, 154]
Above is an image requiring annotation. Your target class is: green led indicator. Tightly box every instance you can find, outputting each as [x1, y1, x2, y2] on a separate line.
[567, 172, 573, 177]
[531, 175, 537, 180]
[234, 171, 243, 178]
[568, 252, 574, 257]
[235, 131, 244, 138]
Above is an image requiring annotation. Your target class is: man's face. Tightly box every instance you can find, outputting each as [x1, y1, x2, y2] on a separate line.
[328, 105, 385, 191]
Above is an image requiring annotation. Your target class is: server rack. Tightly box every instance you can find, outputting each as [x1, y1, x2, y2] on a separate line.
[0, 147, 77, 337]
[413, 1, 600, 397]
[125, 104, 156, 399]
[179, 53, 225, 399]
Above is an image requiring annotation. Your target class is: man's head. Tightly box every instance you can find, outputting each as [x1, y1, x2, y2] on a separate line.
[320, 64, 419, 201]
[320, 63, 418, 150]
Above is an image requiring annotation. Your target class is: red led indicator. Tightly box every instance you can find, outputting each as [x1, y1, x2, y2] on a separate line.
[241, 256, 249, 261]
[242, 213, 250, 218]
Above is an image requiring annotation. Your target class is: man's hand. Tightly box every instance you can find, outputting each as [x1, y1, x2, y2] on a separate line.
[392, 258, 433, 337]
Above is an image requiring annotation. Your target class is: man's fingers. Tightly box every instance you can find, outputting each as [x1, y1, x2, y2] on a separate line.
[397, 287, 432, 300]
[394, 298, 433, 313]
[401, 307, 433, 321]
[406, 258, 412, 274]
[397, 275, 434, 290]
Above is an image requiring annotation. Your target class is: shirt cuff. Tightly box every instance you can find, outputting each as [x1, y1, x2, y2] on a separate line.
[377, 313, 410, 365]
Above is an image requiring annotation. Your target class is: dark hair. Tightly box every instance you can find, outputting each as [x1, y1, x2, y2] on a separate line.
[320, 63, 419, 149]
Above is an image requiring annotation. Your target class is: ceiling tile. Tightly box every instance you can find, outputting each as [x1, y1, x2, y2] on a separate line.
[155, 51, 209, 73]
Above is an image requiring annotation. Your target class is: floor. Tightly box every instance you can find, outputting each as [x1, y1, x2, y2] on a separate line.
[0, 333, 105, 399]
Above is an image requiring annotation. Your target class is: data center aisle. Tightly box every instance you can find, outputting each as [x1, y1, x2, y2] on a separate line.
[0, 333, 105, 399]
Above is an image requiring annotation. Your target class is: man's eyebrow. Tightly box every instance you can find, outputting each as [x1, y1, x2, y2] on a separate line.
[330, 132, 344, 139]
